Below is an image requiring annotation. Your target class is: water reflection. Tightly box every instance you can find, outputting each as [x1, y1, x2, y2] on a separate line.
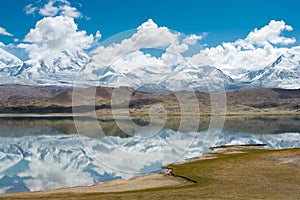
[0, 115, 299, 194]
[0, 115, 299, 137]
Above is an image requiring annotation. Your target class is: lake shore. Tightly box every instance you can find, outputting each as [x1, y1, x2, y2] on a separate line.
[0, 110, 299, 118]
[1, 146, 299, 199]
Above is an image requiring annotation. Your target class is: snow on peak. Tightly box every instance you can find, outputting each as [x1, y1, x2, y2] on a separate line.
[0, 48, 22, 69]
[241, 51, 300, 89]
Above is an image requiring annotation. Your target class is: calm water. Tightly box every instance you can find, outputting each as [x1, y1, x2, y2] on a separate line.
[0, 115, 299, 193]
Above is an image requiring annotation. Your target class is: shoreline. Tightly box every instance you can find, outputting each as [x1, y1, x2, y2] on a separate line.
[0, 111, 299, 118]
[1, 146, 299, 199]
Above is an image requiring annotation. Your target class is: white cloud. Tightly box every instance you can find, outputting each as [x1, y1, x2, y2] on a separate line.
[60, 4, 81, 18]
[20, 0, 98, 67]
[0, 27, 13, 36]
[25, 0, 82, 18]
[89, 19, 213, 71]
[240, 20, 296, 46]
[95, 30, 101, 39]
[111, 50, 164, 73]
[39, 0, 59, 17]
[161, 33, 206, 66]
[91, 19, 180, 68]
[19, 16, 97, 62]
[183, 33, 205, 45]
[188, 20, 297, 78]
[24, 4, 38, 15]
[133, 19, 179, 48]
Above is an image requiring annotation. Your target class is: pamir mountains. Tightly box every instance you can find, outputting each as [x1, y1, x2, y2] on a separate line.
[0, 34, 300, 91]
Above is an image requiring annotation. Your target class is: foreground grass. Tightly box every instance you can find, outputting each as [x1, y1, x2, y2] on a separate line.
[2, 148, 300, 200]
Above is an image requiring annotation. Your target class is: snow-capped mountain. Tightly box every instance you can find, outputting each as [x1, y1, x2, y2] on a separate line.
[14, 50, 90, 85]
[0, 48, 24, 84]
[241, 52, 300, 89]
[0, 46, 299, 90]
[0, 129, 299, 193]
[0, 48, 22, 75]
[89, 63, 234, 92]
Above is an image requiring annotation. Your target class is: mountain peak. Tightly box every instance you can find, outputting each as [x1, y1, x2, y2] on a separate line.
[0, 48, 22, 69]
[0, 46, 299, 90]
[269, 54, 284, 68]
[241, 51, 300, 89]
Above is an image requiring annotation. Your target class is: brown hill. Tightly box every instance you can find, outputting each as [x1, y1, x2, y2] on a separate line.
[50, 90, 73, 104]
[226, 88, 300, 113]
[0, 84, 70, 100]
[0, 86, 299, 115]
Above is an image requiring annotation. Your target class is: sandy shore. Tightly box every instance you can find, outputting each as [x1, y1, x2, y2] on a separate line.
[0, 171, 189, 198]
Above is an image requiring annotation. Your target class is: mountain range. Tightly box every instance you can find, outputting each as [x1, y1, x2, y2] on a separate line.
[0, 46, 299, 91]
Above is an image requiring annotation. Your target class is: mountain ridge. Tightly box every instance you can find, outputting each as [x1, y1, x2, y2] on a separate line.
[0, 47, 299, 90]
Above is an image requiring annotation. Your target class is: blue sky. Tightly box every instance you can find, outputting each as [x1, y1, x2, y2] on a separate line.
[0, 0, 299, 46]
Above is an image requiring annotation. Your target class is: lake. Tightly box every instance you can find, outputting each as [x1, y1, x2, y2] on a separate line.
[0, 115, 299, 194]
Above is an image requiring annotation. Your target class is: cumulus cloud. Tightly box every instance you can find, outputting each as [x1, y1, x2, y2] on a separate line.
[133, 19, 179, 48]
[95, 30, 101, 39]
[161, 33, 207, 66]
[39, 0, 59, 17]
[90, 19, 207, 68]
[19, 16, 98, 61]
[239, 20, 296, 46]
[0, 27, 13, 36]
[91, 19, 181, 68]
[18, 0, 101, 73]
[60, 4, 82, 18]
[188, 20, 297, 78]
[25, 0, 82, 18]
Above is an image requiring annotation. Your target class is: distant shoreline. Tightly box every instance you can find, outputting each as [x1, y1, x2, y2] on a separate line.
[0, 111, 299, 118]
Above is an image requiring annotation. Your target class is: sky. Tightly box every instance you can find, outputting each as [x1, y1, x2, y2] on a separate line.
[0, 0, 300, 79]
[0, 0, 299, 46]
